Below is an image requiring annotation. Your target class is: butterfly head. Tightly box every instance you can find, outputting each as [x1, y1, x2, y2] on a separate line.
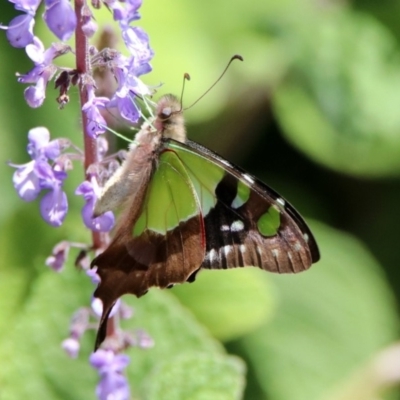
[154, 94, 186, 143]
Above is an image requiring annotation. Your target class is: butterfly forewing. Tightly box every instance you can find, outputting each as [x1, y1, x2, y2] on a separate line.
[166, 138, 319, 274]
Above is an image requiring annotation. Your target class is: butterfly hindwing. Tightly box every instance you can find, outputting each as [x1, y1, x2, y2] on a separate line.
[166, 138, 320, 273]
[91, 149, 205, 348]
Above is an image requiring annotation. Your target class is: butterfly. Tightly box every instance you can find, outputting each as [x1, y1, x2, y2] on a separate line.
[91, 94, 320, 349]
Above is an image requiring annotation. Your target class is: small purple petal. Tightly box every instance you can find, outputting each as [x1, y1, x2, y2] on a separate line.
[91, 297, 121, 319]
[90, 348, 132, 399]
[90, 349, 130, 370]
[82, 201, 115, 232]
[109, 0, 142, 24]
[45, 240, 70, 271]
[85, 107, 107, 138]
[75, 179, 115, 231]
[24, 77, 46, 108]
[75, 180, 93, 198]
[82, 16, 97, 38]
[45, 254, 64, 271]
[125, 72, 152, 96]
[43, 139, 62, 160]
[40, 186, 68, 226]
[106, 61, 150, 123]
[12, 161, 41, 201]
[1, 13, 35, 48]
[25, 36, 45, 63]
[17, 66, 42, 84]
[87, 267, 101, 284]
[62, 338, 80, 358]
[90, 349, 111, 368]
[27, 126, 50, 157]
[17, 40, 59, 108]
[9, 0, 41, 13]
[122, 26, 153, 64]
[82, 88, 109, 138]
[43, 0, 77, 41]
[116, 94, 140, 123]
[35, 160, 58, 186]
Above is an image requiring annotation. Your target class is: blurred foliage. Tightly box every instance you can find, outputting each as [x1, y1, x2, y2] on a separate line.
[1, 0, 400, 399]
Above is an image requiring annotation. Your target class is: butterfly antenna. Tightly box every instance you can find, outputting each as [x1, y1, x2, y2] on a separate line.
[178, 72, 191, 112]
[184, 54, 243, 111]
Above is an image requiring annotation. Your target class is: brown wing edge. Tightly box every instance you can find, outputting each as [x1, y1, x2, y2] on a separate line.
[91, 215, 205, 350]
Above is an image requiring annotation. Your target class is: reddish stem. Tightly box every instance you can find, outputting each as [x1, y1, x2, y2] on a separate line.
[75, 0, 104, 251]
[74, 0, 115, 340]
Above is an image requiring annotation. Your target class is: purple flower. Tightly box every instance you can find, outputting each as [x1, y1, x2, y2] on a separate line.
[12, 127, 59, 201]
[17, 38, 71, 107]
[82, 15, 97, 38]
[27, 125, 61, 158]
[12, 160, 41, 201]
[39, 187, 68, 226]
[62, 307, 91, 358]
[24, 77, 47, 107]
[107, 63, 150, 124]
[45, 240, 70, 271]
[0, 13, 35, 48]
[9, 0, 41, 14]
[0, 0, 41, 47]
[122, 26, 153, 66]
[110, 78, 141, 123]
[104, 26, 153, 123]
[89, 5, 153, 126]
[106, 0, 142, 24]
[75, 178, 115, 232]
[37, 165, 68, 226]
[10, 127, 69, 226]
[90, 350, 130, 400]
[43, 0, 77, 41]
[82, 86, 110, 138]
[62, 337, 80, 358]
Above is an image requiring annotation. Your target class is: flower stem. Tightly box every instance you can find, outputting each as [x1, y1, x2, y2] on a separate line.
[75, 0, 116, 342]
[75, 0, 105, 251]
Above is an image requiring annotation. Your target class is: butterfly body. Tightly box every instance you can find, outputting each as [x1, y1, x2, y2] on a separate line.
[91, 94, 320, 349]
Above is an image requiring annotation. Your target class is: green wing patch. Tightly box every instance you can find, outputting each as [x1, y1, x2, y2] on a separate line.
[167, 142, 224, 216]
[232, 179, 251, 209]
[257, 205, 281, 237]
[133, 150, 199, 236]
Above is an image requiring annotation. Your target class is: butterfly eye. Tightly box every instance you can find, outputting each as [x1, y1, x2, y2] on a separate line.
[160, 106, 172, 120]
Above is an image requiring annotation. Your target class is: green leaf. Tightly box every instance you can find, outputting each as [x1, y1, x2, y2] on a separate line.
[239, 221, 399, 400]
[273, 12, 400, 177]
[145, 352, 245, 400]
[172, 268, 275, 342]
[0, 263, 245, 400]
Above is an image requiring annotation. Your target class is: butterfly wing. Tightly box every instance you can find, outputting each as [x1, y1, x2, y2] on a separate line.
[91, 149, 205, 349]
[165, 138, 320, 273]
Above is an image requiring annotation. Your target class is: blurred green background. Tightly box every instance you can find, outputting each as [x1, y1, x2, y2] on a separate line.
[1, 0, 400, 399]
